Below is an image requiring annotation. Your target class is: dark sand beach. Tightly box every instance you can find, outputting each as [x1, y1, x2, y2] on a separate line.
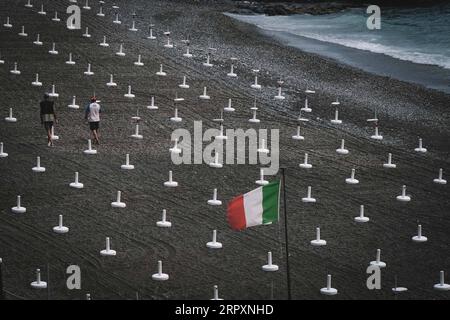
[0, 0, 450, 300]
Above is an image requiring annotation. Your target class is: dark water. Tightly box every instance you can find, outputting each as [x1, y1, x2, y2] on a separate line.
[227, 5, 450, 93]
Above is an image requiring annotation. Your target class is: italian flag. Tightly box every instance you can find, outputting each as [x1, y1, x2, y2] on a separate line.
[227, 181, 281, 230]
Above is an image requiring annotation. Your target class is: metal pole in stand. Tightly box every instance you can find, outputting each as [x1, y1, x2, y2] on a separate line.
[0, 258, 5, 300]
[281, 168, 292, 300]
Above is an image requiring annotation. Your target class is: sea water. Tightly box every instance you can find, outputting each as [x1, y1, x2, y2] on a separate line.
[227, 4, 450, 93]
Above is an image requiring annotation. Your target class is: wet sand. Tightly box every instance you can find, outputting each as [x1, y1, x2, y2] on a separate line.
[0, 0, 450, 300]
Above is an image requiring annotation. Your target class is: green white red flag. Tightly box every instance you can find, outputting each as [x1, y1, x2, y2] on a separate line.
[227, 181, 280, 230]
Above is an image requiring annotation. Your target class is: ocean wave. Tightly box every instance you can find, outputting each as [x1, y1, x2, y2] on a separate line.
[227, 10, 450, 70]
[286, 33, 450, 70]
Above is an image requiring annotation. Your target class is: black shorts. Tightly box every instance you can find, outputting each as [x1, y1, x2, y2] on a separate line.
[89, 122, 99, 131]
[44, 121, 54, 131]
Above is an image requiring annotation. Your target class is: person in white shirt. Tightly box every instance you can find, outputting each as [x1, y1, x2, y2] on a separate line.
[85, 97, 101, 145]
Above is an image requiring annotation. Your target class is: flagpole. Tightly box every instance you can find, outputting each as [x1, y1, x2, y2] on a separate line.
[281, 167, 292, 300]
[0, 258, 4, 300]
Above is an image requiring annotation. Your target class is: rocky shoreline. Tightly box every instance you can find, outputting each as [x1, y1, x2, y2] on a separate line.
[230, 0, 449, 16]
[230, 1, 362, 16]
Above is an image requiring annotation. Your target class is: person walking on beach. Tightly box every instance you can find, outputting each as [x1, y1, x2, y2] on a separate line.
[40, 93, 57, 147]
[85, 96, 101, 145]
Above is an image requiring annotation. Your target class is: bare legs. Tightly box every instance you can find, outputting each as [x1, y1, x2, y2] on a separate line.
[46, 126, 53, 147]
[92, 129, 100, 145]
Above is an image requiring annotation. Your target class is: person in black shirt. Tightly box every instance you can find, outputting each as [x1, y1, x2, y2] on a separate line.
[40, 93, 57, 147]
